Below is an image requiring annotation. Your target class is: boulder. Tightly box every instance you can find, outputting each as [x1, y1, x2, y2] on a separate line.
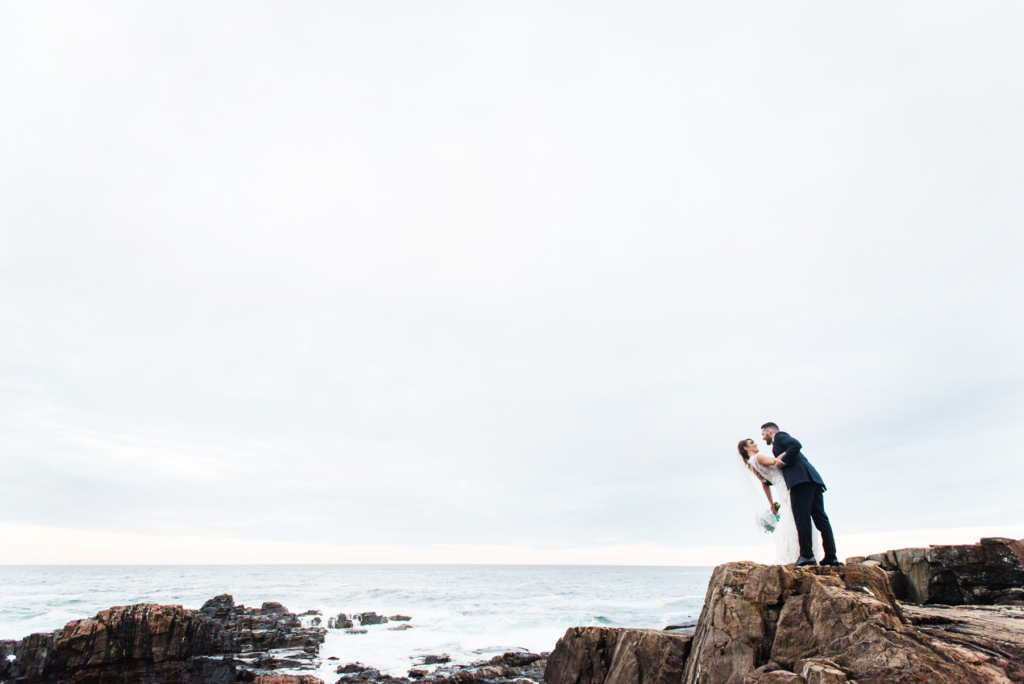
[388, 615, 412, 622]
[357, 613, 385, 625]
[545, 627, 693, 684]
[846, 536, 1024, 605]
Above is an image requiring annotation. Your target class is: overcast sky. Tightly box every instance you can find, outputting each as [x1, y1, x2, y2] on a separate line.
[2, 1, 1023, 564]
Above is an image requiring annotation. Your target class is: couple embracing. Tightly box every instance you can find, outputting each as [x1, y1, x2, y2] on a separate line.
[737, 422, 839, 566]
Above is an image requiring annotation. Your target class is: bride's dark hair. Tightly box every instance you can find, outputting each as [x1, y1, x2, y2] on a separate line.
[737, 439, 752, 462]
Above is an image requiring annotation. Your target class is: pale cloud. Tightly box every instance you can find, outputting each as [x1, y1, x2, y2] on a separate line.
[1, 1, 1023, 563]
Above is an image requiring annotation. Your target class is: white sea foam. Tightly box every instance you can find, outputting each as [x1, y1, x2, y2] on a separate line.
[0, 565, 710, 679]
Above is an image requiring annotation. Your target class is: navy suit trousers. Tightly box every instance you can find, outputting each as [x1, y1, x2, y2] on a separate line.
[789, 482, 837, 561]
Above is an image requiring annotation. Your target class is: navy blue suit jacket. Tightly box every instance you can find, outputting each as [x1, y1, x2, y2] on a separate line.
[772, 432, 826, 491]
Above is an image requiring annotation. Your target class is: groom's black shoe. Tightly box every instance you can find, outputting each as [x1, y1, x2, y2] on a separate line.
[820, 557, 842, 566]
[795, 556, 818, 567]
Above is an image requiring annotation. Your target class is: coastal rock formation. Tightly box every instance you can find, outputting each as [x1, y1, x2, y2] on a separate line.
[547, 561, 1024, 684]
[199, 595, 327, 652]
[684, 560, 1023, 683]
[334, 651, 548, 684]
[545, 627, 692, 684]
[0, 603, 235, 684]
[0, 596, 327, 684]
[846, 536, 1024, 605]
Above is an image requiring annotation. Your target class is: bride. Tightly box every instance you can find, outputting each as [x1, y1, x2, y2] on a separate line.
[737, 438, 822, 564]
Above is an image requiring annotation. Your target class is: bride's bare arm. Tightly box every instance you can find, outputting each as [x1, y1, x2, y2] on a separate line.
[750, 470, 775, 506]
[756, 453, 785, 467]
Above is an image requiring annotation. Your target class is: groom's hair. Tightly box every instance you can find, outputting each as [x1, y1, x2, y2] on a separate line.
[760, 422, 779, 431]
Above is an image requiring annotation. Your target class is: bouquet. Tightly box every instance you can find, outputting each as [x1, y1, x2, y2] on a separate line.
[756, 503, 782, 534]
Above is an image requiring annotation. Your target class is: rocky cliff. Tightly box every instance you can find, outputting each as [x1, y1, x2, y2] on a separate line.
[847, 536, 1024, 606]
[546, 561, 1024, 684]
[0, 596, 326, 684]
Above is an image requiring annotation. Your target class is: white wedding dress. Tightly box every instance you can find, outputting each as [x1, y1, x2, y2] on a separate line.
[748, 457, 823, 564]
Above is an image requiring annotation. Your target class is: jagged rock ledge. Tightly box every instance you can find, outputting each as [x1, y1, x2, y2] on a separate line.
[0, 595, 326, 684]
[544, 546, 1024, 684]
[847, 536, 1024, 606]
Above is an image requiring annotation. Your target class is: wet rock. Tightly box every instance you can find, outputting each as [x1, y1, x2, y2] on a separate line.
[204, 596, 327, 653]
[408, 669, 429, 679]
[489, 653, 540, 668]
[255, 676, 324, 684]
[421, 655, 451, 665]
[546, 627, 692, 684]
[311, 618, 322, 627]
[431, 653, 547, 684]
[389, 615, 412, 622]
[345, 629, 368, 635]
[388, 624, 413, 631]
[357, 613, 388, 625]
[337, 663, 375, 674]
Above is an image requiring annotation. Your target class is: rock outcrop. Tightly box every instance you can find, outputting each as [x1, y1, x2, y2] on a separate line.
[547, 561, 1024, 684]
[681, 561, 1024, 683]
[334, 651, 548, 684]
[846, 536, 1024, 605]
[0, 603, 236, 684]
[0, 596, 326, 684]
[545, 627, 692, 684]
[199, 595, 327, 653]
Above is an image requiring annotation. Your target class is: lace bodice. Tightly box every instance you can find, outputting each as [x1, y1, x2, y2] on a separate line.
[748, 455, 785, 488]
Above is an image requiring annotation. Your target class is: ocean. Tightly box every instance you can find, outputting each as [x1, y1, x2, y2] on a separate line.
[0, 565, 711, 680]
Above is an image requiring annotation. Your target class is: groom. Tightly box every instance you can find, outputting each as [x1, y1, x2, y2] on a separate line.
[761, 422, 839, 566]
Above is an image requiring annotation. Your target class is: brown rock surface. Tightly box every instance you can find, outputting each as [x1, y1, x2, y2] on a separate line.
[0, 603, 237, 684]
[0, 596, 327, 684]
[902, 602, 1024, 679]
[681, 561, 1021, 684]
[544, 627, 693, 684]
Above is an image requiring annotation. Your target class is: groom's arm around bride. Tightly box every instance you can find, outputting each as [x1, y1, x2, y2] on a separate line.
[761, 422, 840, 566]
